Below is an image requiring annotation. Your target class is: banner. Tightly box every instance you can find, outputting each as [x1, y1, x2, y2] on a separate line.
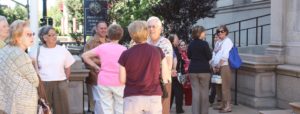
[84, 0, 108, 36]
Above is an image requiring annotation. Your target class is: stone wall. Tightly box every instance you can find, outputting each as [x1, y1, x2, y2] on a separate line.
[197, 0, 270, 47]
[235, 50, 278, 108]
[276, 65, 300, 109]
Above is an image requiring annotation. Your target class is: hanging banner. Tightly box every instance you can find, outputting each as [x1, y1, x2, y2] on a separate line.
[84, 0, 108, 36]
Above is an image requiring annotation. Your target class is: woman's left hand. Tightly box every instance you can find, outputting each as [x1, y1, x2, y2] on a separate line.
[171, 69, 177, 76]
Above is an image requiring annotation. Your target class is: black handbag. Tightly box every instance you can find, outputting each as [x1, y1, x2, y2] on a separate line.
[160, 78, 168, 98]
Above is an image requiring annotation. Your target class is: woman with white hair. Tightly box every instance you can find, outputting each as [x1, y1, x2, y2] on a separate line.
[147, 16, 173, 114]
[0, 20, 39, 114]
[0, 15, 9, 48]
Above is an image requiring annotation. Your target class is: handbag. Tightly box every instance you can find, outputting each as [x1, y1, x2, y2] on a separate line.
[211, 74, 222, 84]
[36, 45, 52, 114]
[229, 46, 242, 69]
[160, 78, 169, 98]
[158, 48, 168, 99]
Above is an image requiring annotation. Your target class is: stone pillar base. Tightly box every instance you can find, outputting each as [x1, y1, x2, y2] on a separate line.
[235, 92, 276, 108]
[235, 52, 278, 109]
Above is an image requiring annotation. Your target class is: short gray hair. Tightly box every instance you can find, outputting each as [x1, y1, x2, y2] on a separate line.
[147, 16, 162, 28]
[0, 15, 7, 22]
[38, 26, 55, 44]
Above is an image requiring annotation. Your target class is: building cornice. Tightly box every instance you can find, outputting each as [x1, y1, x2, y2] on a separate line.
[213, 0, 270, 14]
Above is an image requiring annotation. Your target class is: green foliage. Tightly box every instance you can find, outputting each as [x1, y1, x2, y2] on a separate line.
[0, 5, 27, 24]
[48, 4, 63, 27]
[48, 2, 63, 35]
[69, 32, 83, 40]
[152, 0, 217, 40]
[108, 0, 160, 27]
[69, 32, 83, 46]
[65, 0, 83, 25]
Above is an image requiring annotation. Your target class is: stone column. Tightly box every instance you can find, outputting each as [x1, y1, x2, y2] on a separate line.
[265, 0, 286, 64]
[284, 0, 300, 65]
[268, 0, 300, 109]
[29, 0, 39, 52]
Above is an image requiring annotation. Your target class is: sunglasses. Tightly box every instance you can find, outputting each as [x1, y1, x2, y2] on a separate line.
[26, 32, 35, 37]
[217, 30, 226, 34]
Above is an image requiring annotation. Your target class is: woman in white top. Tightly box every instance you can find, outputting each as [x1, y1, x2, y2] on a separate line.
[30, 26, 75, 114]
[212, 25, 233, 113]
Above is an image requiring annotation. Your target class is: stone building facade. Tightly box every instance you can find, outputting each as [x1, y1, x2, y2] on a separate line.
[197, 0, 300, 109]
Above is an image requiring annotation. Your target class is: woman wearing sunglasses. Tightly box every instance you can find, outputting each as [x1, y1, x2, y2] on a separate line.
[211, 25, 233, 113]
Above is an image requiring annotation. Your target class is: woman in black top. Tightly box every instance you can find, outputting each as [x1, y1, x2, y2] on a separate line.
[187, 25, 212, 114]
[168, 34, 184, 113]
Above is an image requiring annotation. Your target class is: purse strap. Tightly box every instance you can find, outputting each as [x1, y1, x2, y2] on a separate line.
[36, 45, 49, 103]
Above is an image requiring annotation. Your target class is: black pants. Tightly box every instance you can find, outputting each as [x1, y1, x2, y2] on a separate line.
[170, 77, 184, 112]
[209, 83, 222, 104]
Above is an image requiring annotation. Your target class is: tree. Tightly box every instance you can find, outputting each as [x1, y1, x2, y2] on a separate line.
[0, 5, 27, 23]
[108, 0, 160, 27]
[65, 0, 83, 26]
[152, 0, 217, 40]
[48, 2, 63, 35]
[108, 0, 160, 44]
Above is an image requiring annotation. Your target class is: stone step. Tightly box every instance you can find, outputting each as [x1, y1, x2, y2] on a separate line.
[240, 53, 277, 64]
[259, 109, 293, 114]
[237, 45, 278, 64]
[289, 102, 300, 114]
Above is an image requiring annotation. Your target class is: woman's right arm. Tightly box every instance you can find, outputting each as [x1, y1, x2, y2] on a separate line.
[82, 50, 100, 72]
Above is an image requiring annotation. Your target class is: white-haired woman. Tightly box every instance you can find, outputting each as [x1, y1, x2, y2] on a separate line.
[0, 15, 9, 48]
[0, 20, 39, 114]
[147, 16, 173, 114]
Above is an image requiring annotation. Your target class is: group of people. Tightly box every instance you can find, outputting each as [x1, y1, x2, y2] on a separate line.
[0, 13, 234, 114]
[82, 16, 234, 114]
[0, 15, 75, 114]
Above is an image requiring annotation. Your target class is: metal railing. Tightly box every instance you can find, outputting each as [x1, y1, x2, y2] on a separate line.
[206, 14, 270, 48]
[59, 42, 84, 47]
[205, 14, 271, 105]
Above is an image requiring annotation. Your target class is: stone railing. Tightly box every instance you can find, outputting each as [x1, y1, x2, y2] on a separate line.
[69, 55, 89, 114]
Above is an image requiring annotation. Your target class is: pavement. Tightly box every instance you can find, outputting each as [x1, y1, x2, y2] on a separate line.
[84, 96, 261, 114]
[170, 104, 260, 114]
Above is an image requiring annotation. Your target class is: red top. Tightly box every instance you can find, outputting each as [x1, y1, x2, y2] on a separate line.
[118, 43, 165, 97]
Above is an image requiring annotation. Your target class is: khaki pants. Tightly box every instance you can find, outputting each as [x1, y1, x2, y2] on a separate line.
[189, 73, 211, 114]
[124, 96, 162, 114]
[99, 85, 124, 114]
[162, 83, 172, 114]
[220, 65, 232, 103]
[43, 80, 69, 114]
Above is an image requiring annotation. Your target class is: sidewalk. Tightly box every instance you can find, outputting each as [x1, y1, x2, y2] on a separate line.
[170, 104, 260, 114]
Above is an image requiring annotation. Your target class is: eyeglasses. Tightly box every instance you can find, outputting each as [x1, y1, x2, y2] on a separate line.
[26, 32, 35, 37]
[217, 30, 226, 34]
[47, 34, 57, 37]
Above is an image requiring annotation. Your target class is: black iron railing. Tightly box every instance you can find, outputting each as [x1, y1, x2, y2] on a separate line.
[206, 14, 270, 48]
[205, 14, 271, 105]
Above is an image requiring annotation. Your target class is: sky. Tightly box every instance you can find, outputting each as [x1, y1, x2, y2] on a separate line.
[0, 0, 57, 10]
